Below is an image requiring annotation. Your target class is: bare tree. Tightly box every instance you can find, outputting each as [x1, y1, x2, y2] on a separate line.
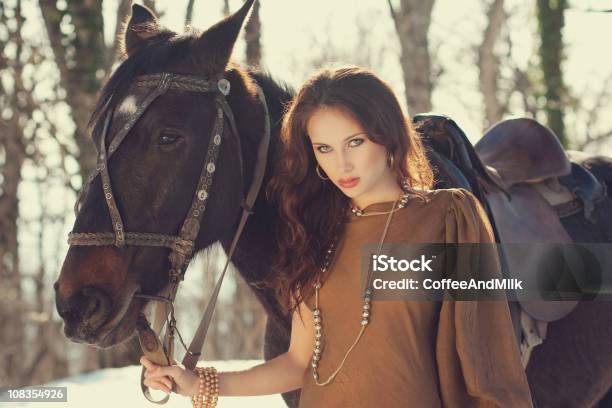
[0, 0, 33, 386]
[113, 0, 133, 62]
[38, 0, 107, 178]
[244, 0, 261, 67]
[185, 0, 196, 27]
[36, 0, 145, 369]
[292, 10, 397, 84]
[537, 0, 568, 145]
[478, 0, 507, 128]
[387, 0, 436, 114]
[567, 73, 612, 151]
[0, 0, 74, 386]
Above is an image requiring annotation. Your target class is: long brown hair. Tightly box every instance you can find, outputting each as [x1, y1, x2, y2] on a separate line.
[266, 66, 434, 316]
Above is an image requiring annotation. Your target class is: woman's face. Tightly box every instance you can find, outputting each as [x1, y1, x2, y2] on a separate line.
[307, 105, 395, 202]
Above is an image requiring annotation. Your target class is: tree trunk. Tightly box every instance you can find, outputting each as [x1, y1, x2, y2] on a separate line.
[537, 0, 568, 145]
[185, 0, 195, 27]
[38, 0, 107, 178]
[244, 0, 262, 67]
[0, 127, 26, 387]
[0, 0, 27, 386]
[478, 0, 506, 128]
[387, 0, 436, 115]
[112, 0, 132, 62]
[37, 0, 144, 368]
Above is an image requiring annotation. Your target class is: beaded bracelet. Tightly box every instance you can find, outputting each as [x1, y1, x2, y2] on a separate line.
[191, 366, 219, 408]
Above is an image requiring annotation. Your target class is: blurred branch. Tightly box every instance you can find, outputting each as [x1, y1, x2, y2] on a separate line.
[568, 7, 612, 13]
[572, 73, 612, 150]
[38, 0, 69, 84]
[386, 0, 398, 23]
[185, 0, 196, 27]
[143, 0, 158, 14]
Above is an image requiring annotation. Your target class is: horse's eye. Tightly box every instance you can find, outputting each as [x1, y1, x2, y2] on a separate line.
[159, 134, 179, 145]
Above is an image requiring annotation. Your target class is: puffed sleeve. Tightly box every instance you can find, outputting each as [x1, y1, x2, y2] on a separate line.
[436, 188, 533, 407]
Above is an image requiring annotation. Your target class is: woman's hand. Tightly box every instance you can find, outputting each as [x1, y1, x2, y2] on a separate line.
[140, 356, 199, 397]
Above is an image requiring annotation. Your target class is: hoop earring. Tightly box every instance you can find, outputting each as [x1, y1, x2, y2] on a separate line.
[387, 151, 395, 168]
[316, 164, 329, 180]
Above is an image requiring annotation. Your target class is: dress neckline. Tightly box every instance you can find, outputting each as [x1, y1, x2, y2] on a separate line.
[346, 189, 435, 219]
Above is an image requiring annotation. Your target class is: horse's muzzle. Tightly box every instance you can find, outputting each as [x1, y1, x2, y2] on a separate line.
[55, 285, 113, 344]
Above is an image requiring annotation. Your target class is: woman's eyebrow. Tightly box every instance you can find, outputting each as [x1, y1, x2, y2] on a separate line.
[311, 132, 367, 145]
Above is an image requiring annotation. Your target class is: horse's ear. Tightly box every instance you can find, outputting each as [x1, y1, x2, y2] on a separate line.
[119, 4, 161, 56]
[194, 0, 256, 73]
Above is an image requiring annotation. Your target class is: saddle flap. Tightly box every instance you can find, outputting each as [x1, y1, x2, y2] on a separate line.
[483, 182, 578, 322]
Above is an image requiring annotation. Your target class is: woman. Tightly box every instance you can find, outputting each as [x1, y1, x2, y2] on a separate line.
[141, 66, 533, 407]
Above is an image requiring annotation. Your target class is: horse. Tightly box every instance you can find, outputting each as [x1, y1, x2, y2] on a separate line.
[54, 2, 299, 404]
[414, 114, 612, 408]
[53, 1, 612, 407]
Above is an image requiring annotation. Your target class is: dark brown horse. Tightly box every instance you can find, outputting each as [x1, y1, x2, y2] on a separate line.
[54, 2, 612, 407]
[54, 2, 301, 404]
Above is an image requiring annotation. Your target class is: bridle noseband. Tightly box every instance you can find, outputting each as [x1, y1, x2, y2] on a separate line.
[67, 72, 271, 404]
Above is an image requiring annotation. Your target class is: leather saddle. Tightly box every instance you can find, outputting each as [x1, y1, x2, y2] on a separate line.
[475, 117, 572, 188]
[414, 114, 608, 364]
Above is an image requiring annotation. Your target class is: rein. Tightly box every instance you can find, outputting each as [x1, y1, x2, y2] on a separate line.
[67, 72, 271, 404]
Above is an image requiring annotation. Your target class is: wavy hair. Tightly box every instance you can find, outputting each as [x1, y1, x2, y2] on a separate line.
[266, 66, 434, 316]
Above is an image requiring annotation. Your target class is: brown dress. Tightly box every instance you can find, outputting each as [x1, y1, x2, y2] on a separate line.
[299, 188, 533, 408]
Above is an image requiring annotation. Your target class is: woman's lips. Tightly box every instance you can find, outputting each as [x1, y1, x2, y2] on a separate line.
[338, 177, 360, 188]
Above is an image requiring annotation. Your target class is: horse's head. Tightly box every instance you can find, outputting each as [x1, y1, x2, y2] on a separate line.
[54, 1, 264, 348]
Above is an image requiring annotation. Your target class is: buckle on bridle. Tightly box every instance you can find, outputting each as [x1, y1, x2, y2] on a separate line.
[217, 78, 230, 96]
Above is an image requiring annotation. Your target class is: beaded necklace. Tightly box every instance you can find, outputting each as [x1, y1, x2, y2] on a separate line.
[349, 179, 411, 216]
[311, 184, 411, 386]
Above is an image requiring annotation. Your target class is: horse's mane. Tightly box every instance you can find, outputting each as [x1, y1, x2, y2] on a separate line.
[246, 70, 295, 125]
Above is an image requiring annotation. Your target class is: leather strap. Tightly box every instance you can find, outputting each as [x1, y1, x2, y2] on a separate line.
[137, 314, 172, 404]
[139, 81, 271, 400]
[182, 84, 270, 370]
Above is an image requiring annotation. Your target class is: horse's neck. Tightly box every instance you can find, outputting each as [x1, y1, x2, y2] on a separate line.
[218, 75, 289, 323]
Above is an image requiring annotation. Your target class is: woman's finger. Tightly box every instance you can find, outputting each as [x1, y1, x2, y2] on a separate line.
[140, 356, 153, 368]
[144, 378, 171, 394]
[157, 377, 172, 390]
[143, 367, 153, 379]
[154, 365, 180, 378]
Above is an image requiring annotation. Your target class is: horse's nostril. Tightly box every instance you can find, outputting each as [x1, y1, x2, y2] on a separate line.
[79, 287, 112, 329]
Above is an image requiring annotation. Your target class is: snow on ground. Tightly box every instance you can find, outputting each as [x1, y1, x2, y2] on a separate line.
[2, 360, 287, 408]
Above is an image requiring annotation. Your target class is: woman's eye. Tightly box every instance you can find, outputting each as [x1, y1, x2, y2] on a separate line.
[349, 138, 364, 147]
[159, 134, 179, 145]
[317, 145, 332, 153]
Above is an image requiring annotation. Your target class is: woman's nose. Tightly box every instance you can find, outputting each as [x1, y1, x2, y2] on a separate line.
[336, 152, 353, 174]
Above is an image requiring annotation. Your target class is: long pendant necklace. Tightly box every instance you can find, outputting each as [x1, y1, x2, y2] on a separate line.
[311, 187, 408, 386]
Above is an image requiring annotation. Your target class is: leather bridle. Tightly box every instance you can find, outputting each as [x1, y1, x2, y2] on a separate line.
[67, 72, 271, 403]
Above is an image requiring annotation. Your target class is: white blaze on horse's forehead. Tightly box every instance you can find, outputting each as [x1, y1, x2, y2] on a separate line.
[118, 95, 138, 115]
